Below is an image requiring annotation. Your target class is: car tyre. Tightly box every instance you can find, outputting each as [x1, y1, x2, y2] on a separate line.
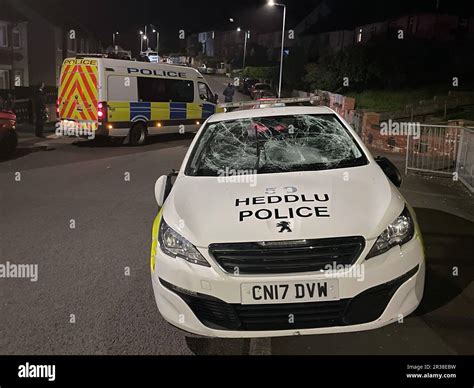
[129, 122, 147, 146]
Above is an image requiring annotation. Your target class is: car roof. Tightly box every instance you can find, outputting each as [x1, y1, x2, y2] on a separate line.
[85, 57, 203, 77]
[208, 106, 335, 122]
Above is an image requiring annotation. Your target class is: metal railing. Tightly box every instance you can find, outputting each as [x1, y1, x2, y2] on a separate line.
[405, 124, 462, 177]
[456, 127, 474, 192]
[405, 124, 474, 192]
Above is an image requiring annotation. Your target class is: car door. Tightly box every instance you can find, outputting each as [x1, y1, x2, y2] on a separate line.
[197, 82, 217, 120]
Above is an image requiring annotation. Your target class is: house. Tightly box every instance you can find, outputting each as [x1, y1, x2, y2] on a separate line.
[293, 0, 361, 61]
[189, 30, 247, 64]
[0, 0, 29, 89]
[6, 0, 102, 87]
[354, 13, 474, 44]
[197, 31, 216, 57]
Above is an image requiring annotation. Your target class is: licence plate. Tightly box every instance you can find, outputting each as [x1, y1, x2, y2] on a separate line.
[241, 279, 339, 305]
[59, 120, 98, 132]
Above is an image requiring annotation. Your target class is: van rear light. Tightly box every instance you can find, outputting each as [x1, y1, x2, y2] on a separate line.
[56, 99, 60, 116]
[98, 102, 107, 122]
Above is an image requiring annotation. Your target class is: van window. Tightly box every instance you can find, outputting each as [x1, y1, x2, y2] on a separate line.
[108, 75, 138, 101]
[198, 82, 214, 102]
[138, 77, 194, 103]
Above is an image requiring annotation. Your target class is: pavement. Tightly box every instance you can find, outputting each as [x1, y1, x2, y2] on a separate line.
[0, 75, 472, 355]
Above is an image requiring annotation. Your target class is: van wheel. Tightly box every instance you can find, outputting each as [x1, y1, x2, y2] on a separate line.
[130, 123, 147, 146]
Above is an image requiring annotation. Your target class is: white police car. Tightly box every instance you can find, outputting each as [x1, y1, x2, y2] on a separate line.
[150, 105, 425, 338]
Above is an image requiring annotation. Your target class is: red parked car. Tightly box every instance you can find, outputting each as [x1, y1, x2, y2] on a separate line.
[0, 110, 17, 158]
[250, 83, 277, 100]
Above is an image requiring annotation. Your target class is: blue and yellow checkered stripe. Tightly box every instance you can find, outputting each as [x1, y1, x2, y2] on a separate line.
[107, 101, 218, 123]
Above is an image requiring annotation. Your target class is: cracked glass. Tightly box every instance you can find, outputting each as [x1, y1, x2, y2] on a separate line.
[186, 114, 368, 176]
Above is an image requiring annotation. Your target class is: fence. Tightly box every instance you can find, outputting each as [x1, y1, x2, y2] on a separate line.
[405, 124, 474, 192]
[457, 127, 474, 192]
[11, 99, 32, 123]
[405, 125, 461, 176]
[1, 86, 58, 123]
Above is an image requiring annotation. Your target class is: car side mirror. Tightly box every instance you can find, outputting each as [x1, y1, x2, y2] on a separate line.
[154, 176, 168, 207]
[375, 156, 402, 187]
[154, 170, 178, 207]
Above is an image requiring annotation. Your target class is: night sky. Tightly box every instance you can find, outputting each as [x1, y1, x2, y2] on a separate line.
[21, 0, 474, 52]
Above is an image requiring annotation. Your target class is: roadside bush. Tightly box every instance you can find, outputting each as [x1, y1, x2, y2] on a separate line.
[242, 66, 279, 82]
[302, 39, 474, 93]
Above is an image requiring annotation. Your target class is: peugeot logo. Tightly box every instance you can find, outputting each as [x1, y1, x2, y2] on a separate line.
[277, 221, 292, 233]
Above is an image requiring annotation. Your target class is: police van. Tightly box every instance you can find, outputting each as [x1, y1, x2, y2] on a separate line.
[150, 103, 425, 338]
[57, 57, 219, 145]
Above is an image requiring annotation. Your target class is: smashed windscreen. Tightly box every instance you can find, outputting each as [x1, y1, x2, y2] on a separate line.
[186, 114, 368, 176]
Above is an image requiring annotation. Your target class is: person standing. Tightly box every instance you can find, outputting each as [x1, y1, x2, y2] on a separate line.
[32, 82, 46, 138]
[223, 83, 235, 103]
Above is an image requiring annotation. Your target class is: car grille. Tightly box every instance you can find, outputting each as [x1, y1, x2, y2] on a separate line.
[160, 265, 419, 331]
[209, 236, 365, 275]
[233, 300, 349, 331]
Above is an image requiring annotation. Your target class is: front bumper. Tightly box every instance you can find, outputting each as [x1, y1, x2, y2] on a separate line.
[151, 235, 425, 338]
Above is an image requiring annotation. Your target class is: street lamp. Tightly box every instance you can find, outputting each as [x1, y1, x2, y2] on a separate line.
[144, 25, 149, 52]
[268, 0, 286, 98]
[113, 31, 119, 46]
[113, 31, 119, 53]
[237, 28, 250, 69]
[244, 30, 250, 69]
[139, 30, 144, 52]
[151, 25, 160, 54]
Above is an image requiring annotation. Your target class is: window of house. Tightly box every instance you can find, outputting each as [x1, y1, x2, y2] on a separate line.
[14, 70, 23, 87]
[0, 70, 10, 89]
[408, 16, 415, 34]
[12, 28, 21, 48]
[0, 24, 8, 47]
[371, 27, 377, 39]
[56, 30, 62, 51]
[357, 28, 363, 43]
[458, 17, 469, 33]
[68, 37, 76, 52]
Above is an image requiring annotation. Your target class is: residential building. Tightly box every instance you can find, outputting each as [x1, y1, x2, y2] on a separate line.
[6, 0, 102, 87]
[0, 0, 29, 89]
[198, 31, 216, 57]
[354, 13, 474, 45]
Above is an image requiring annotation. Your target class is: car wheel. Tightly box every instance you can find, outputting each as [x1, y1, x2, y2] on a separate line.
[129, 122, 147, 146]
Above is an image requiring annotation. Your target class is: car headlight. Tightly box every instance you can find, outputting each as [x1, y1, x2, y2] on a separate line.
[366, 207, 415, 259]
[158, 219, 210, 267]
